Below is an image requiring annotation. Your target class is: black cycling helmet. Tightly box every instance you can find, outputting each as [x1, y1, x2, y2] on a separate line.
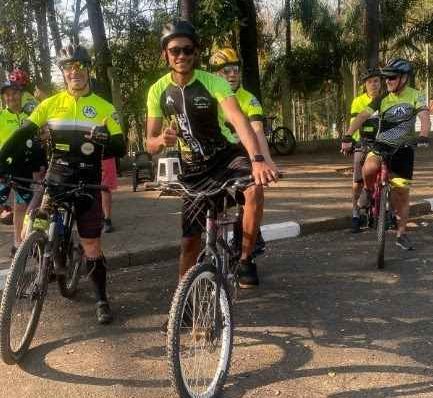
[160, 20, 199, 49]
[0, 80, 21, 94]
[381, 58, 412, 77]
[361, 67, 381, 82]
[57, 44, 92, 68]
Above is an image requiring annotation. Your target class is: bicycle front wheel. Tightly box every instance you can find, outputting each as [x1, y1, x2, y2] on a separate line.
[376, 186, 389, 269]
[57, 230, 83, 299]
[0, 231, 48, 364]
[167, 257, 234, 398]
[272, 127, 296, 155]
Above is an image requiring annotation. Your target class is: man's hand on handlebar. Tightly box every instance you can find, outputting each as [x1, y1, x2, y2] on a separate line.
[252, 161, 279, 186]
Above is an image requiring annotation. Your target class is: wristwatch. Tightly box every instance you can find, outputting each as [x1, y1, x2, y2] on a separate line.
[251, 154, 265, 163]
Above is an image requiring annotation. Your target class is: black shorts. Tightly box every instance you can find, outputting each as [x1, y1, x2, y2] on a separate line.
[46, 162, 103, 239]
[373, 144, 414, 181]
[181, 149, 251, 238]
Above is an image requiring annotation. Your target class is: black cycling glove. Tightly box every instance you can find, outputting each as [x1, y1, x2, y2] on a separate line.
[87, 125, 111, 145]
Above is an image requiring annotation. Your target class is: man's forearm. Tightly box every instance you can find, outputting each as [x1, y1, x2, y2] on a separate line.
[347, 111, 371, 136]
[252, 124, 273, 163]
[146, 135, 164, 154]
[233, 115, 261, 158]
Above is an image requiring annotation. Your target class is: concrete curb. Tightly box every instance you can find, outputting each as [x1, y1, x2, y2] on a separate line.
[108, 199, 433, 270]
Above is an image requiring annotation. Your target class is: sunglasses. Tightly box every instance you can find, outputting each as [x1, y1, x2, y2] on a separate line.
[385, 75, 400, 81]
[220, 65, 240, 75]
[167, 46, 195, 57]
[62, 61, 86, 72]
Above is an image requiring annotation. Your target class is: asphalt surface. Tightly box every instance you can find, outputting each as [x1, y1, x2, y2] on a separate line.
[2, 217, 433, 397]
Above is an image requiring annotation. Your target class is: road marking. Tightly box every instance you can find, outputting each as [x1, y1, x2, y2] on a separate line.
[261, 221, 301, 241]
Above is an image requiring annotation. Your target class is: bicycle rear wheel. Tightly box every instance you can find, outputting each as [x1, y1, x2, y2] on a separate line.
[0, 231, 48, 364]
[376, 186, 389, 269]
[272, 127, 296, 155]
[167, 256, 233, 398]
[57, 230, 83, 299]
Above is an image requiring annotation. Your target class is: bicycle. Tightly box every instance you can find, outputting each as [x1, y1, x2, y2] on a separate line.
[0, 175, 105, 364]
[164, 175, 253, 398]
[264, 116, 296, 155]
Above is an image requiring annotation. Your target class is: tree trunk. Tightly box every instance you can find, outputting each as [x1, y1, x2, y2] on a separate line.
[281, 0, 292, 129]
[236, 0, 261, 102]
[47, 0, 62, 54]
[86, 0, 112, 102]
[179, 0, 195, 22]
[364, 0, 379, 69]
[73, 0, 82, 44]
[32, 0, 52, 90]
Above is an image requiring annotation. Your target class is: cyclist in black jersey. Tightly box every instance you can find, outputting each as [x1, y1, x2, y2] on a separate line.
[147, 20, 278, 289]
[0, 44, 126, 324]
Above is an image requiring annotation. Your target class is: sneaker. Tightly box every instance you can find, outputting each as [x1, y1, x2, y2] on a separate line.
[396, 234, 414, 251]
[103, 219, 114, 233]
[238, 258, 259, 288]
[351, 217, 361, 233]
[358, 189, 371, 209]
[96, 300, 114, 324]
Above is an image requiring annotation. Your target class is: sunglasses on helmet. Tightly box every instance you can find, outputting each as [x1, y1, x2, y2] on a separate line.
[167, 46, 195, 57]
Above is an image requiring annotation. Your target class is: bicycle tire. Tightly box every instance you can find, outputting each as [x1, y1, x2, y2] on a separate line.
[0, 231, 48, 364]
[167, 256, 233, 398]
[376, 186, 388, 269]
[57, 230, 83, 299]
[272, 127, 296, 155]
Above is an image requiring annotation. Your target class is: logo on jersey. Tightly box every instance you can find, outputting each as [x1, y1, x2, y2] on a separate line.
[166, 96, 175, 106]
[250, 97, 260, 107]
[25, 139, 33, 148]
[83, 106, 97, 118]
[193, 96, 211, 110]
[81, 142, 95, 155]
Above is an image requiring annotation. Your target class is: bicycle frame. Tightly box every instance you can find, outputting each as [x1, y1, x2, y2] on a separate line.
[372, 159, 391, 219]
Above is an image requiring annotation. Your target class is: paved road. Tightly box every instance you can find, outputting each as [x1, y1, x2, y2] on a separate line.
[3, 217, 433, 397]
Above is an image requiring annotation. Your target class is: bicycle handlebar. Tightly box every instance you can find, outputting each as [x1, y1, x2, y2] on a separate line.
[161, 175, 254, 199]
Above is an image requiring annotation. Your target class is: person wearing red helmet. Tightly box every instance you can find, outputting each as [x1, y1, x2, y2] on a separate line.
[8, 68, 38, 115]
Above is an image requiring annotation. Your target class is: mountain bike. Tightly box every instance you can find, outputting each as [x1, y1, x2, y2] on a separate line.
[164, 175, 253, 398]
[0, 175, 105, 364]
[264, 116, 296, 155]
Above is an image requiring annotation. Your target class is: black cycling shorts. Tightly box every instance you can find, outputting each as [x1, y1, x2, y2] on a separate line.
[181, 149, 251, 238]
[389, 145, 414, 180]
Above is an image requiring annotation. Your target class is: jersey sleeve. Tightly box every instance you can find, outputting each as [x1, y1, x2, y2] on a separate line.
[212, 76, 234, 103]
[415, 91, 428, 111]
[106, 107, 123, 137]
[147, 83, 163, 118]
[28, 99, 49, 127]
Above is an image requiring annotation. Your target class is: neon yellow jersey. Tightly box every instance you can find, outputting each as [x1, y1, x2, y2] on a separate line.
[29, 90, 122, 162]
[147, 69, 236, 175]
[224, 86, 263, 143]
[0, 108, 27, 149]
[21, 91, 38, 115]
[366, 86, 428, 146]
[350, 93, 379, 142]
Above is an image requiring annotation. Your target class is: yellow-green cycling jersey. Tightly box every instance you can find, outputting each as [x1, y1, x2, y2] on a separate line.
[28, 90, 122, 164]
[0, 108, 27, 149]
[350, 92, 379, 143]
[365, 86, 428, 147]
[225, 86, 263, 144]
